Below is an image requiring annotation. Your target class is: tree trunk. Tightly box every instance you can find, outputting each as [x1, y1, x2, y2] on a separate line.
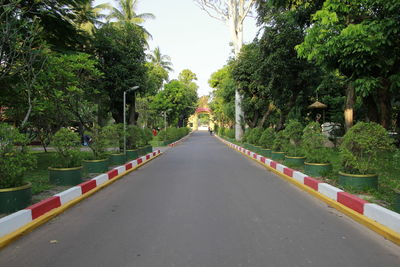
[377, 80, 392, 129]
[344, 83, 355, 131]
[128, 96, 137, 125]
[258, 103, 273, 128]
[363, 93, 379, 123]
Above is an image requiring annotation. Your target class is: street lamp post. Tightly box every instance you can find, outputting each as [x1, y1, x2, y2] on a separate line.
[123, 86, 139, 155]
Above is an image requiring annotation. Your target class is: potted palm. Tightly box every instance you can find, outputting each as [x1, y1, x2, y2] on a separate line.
[271, 131, 288, 160]
[0, 124, 36, 213]
[82, 125, 111, 174]
[339, 122, 394, 190]
[49, 128, 83, 186]
[302, 122, 332, 177]
[259, 128, 275, 158]
[106, 124, 127, 166]
[282, 120, 305, 166]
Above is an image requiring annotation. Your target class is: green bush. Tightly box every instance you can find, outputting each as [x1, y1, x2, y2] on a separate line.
[218, 127, 225, 136]
[242, 128, 253, 143]
[259, 128, 275, 149]
[248, 127, 263, 145]
[0, 124, 36, 188]
[103, 124, 125, 152]
[302, 122, 330, 163]
[126, 125, 142, 149]
[226, 128, 235, 139]
[142, 128, 153, 145]
[272, 131, 289, 152]
[51, 128, 82, 168]
[85, 125, 112, 160]
[340, 122, 394, 174]
[282, 120, 304, 156]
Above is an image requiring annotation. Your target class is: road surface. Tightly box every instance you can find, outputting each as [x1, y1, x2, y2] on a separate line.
[1, 131, 399, 266]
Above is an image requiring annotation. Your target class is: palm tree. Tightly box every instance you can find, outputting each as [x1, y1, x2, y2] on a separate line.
[147, 47, 173, 72]
[107, 0, 155, 39]
[76, 1, 111, 34]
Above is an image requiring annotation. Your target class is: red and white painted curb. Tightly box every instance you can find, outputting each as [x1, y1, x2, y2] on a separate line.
[168, 132, 192, 147]
[0, 150, 161, 239]
[217, 136, 400, 235]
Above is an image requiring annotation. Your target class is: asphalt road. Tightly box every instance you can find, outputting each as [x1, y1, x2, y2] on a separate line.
[1, 131, 399, 266]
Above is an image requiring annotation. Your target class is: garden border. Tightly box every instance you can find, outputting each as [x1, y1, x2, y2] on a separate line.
[0, 150, 162, 249]
[216, 135, 400, 246]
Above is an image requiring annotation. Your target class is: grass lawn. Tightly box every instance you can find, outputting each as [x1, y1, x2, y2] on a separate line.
[25, 152, 56, 195]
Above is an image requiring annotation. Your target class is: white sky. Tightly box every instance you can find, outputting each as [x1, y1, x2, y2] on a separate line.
[94, 0, 259, 96]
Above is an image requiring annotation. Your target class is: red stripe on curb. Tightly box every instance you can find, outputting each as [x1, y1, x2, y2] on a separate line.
[146, 154, 150, 160]
[283, 168, 294, 177]
[270, 161, 277, 169]
[79, 180, 96, 194]
[125, 162, 133, 170]
[261, 157, 266, 163]
[153, 152, 156, 156]
[247, 151, 251, 156]
[137, 158, 143, 164]
[337, 192, 368, 214]
[107, 169, 118, 180]
[27, 196, 61, 220]
[253, 154, 257, 159]
[304, 177, 321, 191]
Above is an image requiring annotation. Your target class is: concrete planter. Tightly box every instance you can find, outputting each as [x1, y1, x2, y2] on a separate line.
[49, 166, 83, 186]
[271, 151, 285, 161]
[126, 149, 139, 160]
[0, 182, 32, 213]
[144, 145, 153, 154]
[109, 153, 126, 166]
[394, 189, 400, 213]
[284, 156, 306, 166]
[338, 172, 378, 190]
[304, 162, 332, 177]
[258, 148, 272, 158]
[83, 159, 109, 174]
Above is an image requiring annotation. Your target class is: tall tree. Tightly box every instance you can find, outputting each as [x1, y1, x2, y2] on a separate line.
[107, 0, 155, 39]
[194, 0, 256, 140]
[147, 46, 173, 72]
[75, 0, 111, 34]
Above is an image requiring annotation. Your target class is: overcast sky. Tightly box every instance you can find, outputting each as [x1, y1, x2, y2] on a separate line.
[94, 0, 259, 96]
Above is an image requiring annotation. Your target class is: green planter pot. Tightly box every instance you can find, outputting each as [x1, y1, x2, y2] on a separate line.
[0, 183, 32, 213]
[109, 153, 126, 166]
[271, 151, 285, 161]
[338, 172, 378, 190]
[394, 190, 400, 213]
[254, 146, 263, 154]
[285, 156, 306, 166]
[126, 149, 139, 160]
[49, 166, 83, 186]
[83, 158, 109, 174]
[304, 162, 332, 177]
[137, 147, 147, 156]
[144, 145, 153, 154]
[243, 143, 251, 150]
[258, 148, 272, 158]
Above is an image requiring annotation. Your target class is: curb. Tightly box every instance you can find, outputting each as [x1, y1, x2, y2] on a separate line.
[216, 135, 400, 246]
[168, 132, 192, 147]
[0, 150, 162, 249]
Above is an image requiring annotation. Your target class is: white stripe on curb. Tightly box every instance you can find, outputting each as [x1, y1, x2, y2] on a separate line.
[55, 187, 82, 205]
[364, 204, 400, 233]
[318, 183, 343, 201]
[0, 210, 32, 238]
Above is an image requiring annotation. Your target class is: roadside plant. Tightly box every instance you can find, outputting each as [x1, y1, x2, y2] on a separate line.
[242, 128, 253, 143]
[0, 124, 36, 188]
[104, 124, 125, 153]
[142, 128, 153, 145]
[248, 127, 263, 145]
[126, 125, 143, 149]
[51, 128, 82, 168]
[302, 122, 330, 163]
[272, 131, 289, 152]
[282, 120, 304, 156]
[340, 122, 394, 174]
[85, 125, 111, 160]
[259, 128, 275, 149]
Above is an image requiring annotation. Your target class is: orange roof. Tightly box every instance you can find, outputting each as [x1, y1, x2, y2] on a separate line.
[195, 107, 211, 113]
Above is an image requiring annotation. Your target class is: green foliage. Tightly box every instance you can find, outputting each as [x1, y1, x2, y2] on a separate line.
[142, 128, 153, 145]
[282, 120, 304, 156]
[103, 124, 125, 152]
[248, 127, 263, 145]
[51, 128, 81, 168]
[225, 128, 235, 139]
[259, 128, 275, 149]
[85, 125, 112, 160]
[0, 124, 36, 188]
[157, 127, 189, 143]
[242, 128, 253, 143]
[340, 122, 394, 174]
[272, 131, 289, 152]
[126, 125, 142, 149]
[302, 122, 330, 163]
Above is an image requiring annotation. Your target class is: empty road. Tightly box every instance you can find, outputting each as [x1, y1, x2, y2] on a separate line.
[0, 131, 399, 266]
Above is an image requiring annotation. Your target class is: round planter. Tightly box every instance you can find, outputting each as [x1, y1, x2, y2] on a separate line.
[137, 147, 146, 156]
[49, 166, 83, 186]
[394, 189, 400, 213]
[285, 156, 306, 166]
[0, 182, 32, 213]
[304, 162, 332, 177]
[109, 153, 126, 166]
[126, 149, 139, 160]
[144, 145, 153, 154]
[338, 172, 378, 190]
[271, 151, 285, 161]
[83, 158, 109, 174]
[259, 148, 272, 158]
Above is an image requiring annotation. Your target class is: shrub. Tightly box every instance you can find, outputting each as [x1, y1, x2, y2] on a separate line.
[340, 122, 394, 174]
[247, 128, 263, 145]
[272, 131, 289, 152]
[218, 127, 226, 136]
[142, 128, 153, 145]
[85, 125, 112, 160]
[0, 124, 36, 188]
[103, 124, 125, 152]
[282, 120, 304, 156]
[51, 128, 82, 168]
[126, 125, 143, 149]
[242, 128, 253, 143]
[302, 122, 330, 163]
[226, 128, 235, 139]
[259, 128, 275, 149]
